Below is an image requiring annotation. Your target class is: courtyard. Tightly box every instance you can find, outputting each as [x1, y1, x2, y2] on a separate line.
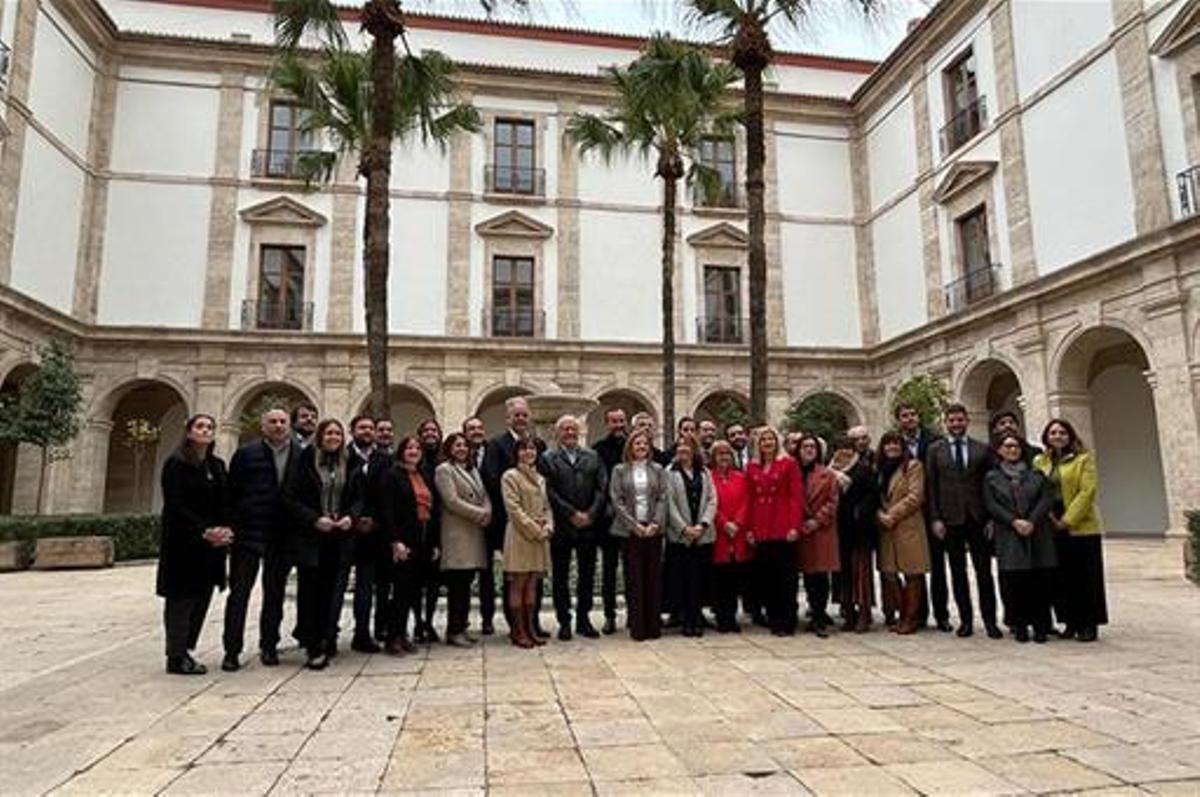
[0, 539, 1197, 795]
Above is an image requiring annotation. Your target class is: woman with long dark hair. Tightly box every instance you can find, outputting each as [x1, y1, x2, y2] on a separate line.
[797, 434, 840, 638]
[501, 436, 553, 648]
[282, 418, 363, 669]
[875, 431, 929, 635]
[157, 413, 232, 675]
[434, 432, 491, 647]
[665, 433, 716, 637]
[829, 435, 877, 632]
[746, 428, 803, 636]
[378, 435, 431, 655]
[1033, 419, 1107, 642]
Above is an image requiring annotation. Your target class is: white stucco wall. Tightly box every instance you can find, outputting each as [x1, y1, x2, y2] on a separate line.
[781, 223, 860, 347]
[923, 10, 994, 163]
[98, 182, 211, 326]
[26, 3, 96, 157]
[866, 92, 918, 210]
[579, 209, 661, 342]
[1012, 0, 1113, 101]
[390, 199, 447, 335]
[1151, 56, 1189, 219]
[9, 135, 84, 314]
[870, 194, 926, 340]
[111, 72, 220, 177]
[1023, 52, 1135, 276]
[775, 125, 854, 218]
[392, 139, 452, 193]
[577, 143, 659, 207]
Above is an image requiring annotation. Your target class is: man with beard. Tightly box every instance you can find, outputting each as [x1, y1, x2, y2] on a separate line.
[331, 415, 381, 654]
[590, 407, 628, 634]
[290, 401, 318, 449]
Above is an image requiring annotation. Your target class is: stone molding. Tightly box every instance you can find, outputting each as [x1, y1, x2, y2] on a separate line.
[238, 196, 328, 228]
[931, 160, 998, 204]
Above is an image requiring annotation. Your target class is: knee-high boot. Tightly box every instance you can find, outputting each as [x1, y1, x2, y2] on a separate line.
[882, 576, 901, 629]
[896, 578, 924, 635]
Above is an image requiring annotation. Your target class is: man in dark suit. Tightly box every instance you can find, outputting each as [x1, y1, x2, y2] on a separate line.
[222, 407, 297, 670]
[540, 415, 608, 640]
[987, 410, 1042, 467]
[290, 401, 318, 449]
[480, 396, 547, 636]
[925, 403, 1000, 639]
[591, 407, 627, 635]
[894, 402, 942, 629]
[631, 411, 671, 466]
[329, 415, 382, 654]
[725, 423, 751, 471]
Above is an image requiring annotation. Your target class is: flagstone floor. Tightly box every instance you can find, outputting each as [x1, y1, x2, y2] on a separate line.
[1, 538, 1198, 796]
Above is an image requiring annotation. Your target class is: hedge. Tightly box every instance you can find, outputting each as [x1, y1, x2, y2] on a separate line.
[0, 514, 159, 561]
[1186, 511, 1200, 586]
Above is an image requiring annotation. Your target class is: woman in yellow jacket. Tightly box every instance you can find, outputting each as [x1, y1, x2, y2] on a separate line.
[1033, 418, 1107, 642]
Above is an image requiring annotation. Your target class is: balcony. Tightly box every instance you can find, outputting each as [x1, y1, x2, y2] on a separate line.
[241, 299, 314, 331]
[0, 41, 10, 92]
[696, 315, 747, 344]
[1178, 166, 1200, 216]
[250, 148, 327, 180]
[944, 264, 1000, 313]
[482, 304, 545, 338]
[693, 183, 744, 210]
[939, 95, 988, 157]
[484, 165, 545, 197]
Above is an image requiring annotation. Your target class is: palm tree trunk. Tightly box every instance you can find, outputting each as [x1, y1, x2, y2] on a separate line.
[744, 64, 768, 426]
[661, 173, 678, 441]
[361, 0, 400, 419]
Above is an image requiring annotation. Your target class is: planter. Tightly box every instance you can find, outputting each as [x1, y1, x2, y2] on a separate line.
[31, 536, 115, 570]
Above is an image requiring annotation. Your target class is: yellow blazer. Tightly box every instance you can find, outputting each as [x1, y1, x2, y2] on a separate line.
[1033, 450, 1102, 535]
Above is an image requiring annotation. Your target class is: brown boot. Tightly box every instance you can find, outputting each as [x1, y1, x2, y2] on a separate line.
[526, 599, 546, 647]
[896, 579, 923, 635]
[854, 606, 872, 633]
[882, 577, 901, 631]
[510, 604, 534, 649]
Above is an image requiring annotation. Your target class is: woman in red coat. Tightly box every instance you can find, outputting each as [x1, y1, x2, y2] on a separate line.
[747, 428, 803, 636]
[710, 440, 751, 633]
[796, 434, 840, 638]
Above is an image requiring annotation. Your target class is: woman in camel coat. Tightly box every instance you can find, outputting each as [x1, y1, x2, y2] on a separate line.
[434, 432, 492, 646]
[796, 434, 840, 637]
[501, 437, 553, 648]
[875, 430, 930, 635]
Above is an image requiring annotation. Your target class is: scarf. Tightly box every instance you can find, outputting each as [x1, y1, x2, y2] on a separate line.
[317, 449, 346, 516]
[828, 451, 858, 492]
[999, 460, 1028, 482]
[878, 458, 901, 494]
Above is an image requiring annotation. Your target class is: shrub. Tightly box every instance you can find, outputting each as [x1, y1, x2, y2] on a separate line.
[1186, 510, 1200, 585]
[891, 374, 952, 433]
[0, 514, 159, 561]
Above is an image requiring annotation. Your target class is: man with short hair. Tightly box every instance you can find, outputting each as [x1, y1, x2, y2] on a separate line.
[847, 425, 873, 466]
[463, 416, 487, 470]
[540, 415, 608, 640]
[374, 417, 396, 455]
[698, 420, 718, 459]
[223, 407, 297, 670]
[987, 410, 1041, 467]
[926, 403, 1000, 639]
[591, 407, 627, 634]
[290, 401, 318, 449]
[725, 423, 750, 470]
[632, 411, 671, 466]
[413, 418, 444, 643]
[369, 418, 396, 643]
[330, 415, 381, 654]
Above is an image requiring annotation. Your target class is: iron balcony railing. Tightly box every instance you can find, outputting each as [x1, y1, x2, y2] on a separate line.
[0, 41, 10, 92]
[696, 315, 748, 344]
[693, 182, 744, 210]
[944, 264, 1000, 313]
[484, 165, 545, 196]
[482, 304, 545, 338]
[250, 148, 327, 180]
[242, 299, 314, 331]
[1178, 165, 1200, 216]
[939, 95, 988, 157]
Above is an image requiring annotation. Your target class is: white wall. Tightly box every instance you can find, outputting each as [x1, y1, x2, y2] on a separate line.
[393, 139, 451, 193]
[577, 143, 659, 207]
[1151, 55, 1190, 219]
[26, 3, 96, 156]
[1012, 0, 1112, 101]
[1023, 52, 1135, 275]
[579, 210, 661, 342]
[780, 223, 860, 347]
[871, 194, 926, 340]
[98, 182, 211, 326]
[775, 124, 854, 218]
[111, 72, 220, 177]
[389, 199, 446, 335]
[923, 10, 994, 163]
[866, 92, 917, 210]
[9, 135, 85, 314]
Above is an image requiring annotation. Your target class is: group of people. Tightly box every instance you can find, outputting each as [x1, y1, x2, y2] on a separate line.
[155, 394, 1108, 676]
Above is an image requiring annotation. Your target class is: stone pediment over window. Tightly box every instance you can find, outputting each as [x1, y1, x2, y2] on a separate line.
[686, 222, 748, 249]
[932, 160, 997, 205]
[238, 196, 327, 228]
[474, 210, 553, 239]
[1152, 0, 1200, 56]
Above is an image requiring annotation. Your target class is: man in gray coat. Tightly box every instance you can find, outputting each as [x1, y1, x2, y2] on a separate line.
[540, 415, 608, 640]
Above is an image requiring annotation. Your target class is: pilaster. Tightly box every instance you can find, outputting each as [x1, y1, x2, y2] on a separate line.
[911, 72, 945, 319]
[200, 68, 246, 329]
[555, 99, 581, 339]
[72, 55, 118, 321]
[444, 120, 474, 337]
[0, 0, 39, 284]
[849, 130, 880, 345]
[326, 156, 359, 332]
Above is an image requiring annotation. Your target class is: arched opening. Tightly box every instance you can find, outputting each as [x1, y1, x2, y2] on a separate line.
[694, 390, 751, 430]
[959, 359, 1024, 437]
[233, 382, 315, 446]
[0, 364, 39, 514]
[474, 386, 533, 436]
[784, 392, 861, 441]
[587, 389, 655, 445]
[357, 385, 438, 437]
[1055, 327, 1168, 535]
[103, 381, 188, 514]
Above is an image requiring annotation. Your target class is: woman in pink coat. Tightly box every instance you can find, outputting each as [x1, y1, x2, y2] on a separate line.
[796, 434, 840, 638]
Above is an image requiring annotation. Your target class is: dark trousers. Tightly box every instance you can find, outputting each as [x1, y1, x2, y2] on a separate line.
[757, 540, 799, 634]
[551, 535, 597, 627]
[388, 558, 418, 640]
[742, 548, 767, 619]
[444, 569, 473, 636]
[924, 529, 950, 624]
[163, 590, 213, 658]
[599, 529, 620, 620]
[297, 540, 341, 656]
[713, 561, 748, 628]
[1054, 534, 1108, 629]
[350, 549, 383, 640]
[676, 543, 712, 628]
[222, 543, 290, 656]
[374, 565, 392, 640]
[479, 543, 501, 625]
[661, 541, 682, 618]
[803, 572, 831, 622]
[413, 543, 440, 631]
[623, 535, 663, 641]
[945, 522, 997, 627]
[998, 568, 1053, 633]
[328, 541, 357, 641]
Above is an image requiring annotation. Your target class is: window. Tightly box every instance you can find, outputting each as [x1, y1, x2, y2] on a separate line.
[491, 119, 537, 194]
[953, 207, 995, 306]
[703, 265, 742, 343]
[940, 49, 985, 155]
[257, 245, 306, 329]
[491, 256, 535, 336]
[261, 101, 313, 178]
[697, 138, 737, 207]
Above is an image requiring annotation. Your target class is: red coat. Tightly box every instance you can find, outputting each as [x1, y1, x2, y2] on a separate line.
[747, 455, 803, 543]
[712, 468, 751, 564]
[798, 464, 841, 573]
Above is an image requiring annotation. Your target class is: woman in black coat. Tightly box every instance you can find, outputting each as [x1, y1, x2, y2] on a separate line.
[829, 435, 878, 632]
[157, 413, 232, 675]
[378, 435, 432, 655]
[282, 418, 364, 669]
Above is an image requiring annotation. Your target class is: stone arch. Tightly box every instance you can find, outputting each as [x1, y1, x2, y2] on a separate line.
[90, 373, 193, 421]
[101, 380, 190, 514]
[229, 381, 319, 446]
[693, 389, 751, 428]
[957, 357, 1025, 434]
[1051, 325, 1168, 535]
[354, 384, 439, 437]
[785, 388, 863, 439]
[0, 363, 39, 514]
[473, 384, 535, 435]
[586, 387, 658, 444]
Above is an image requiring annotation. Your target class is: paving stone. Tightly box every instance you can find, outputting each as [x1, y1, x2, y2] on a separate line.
[570, 718, 661, 747]
[487, 748, 589, 785]
[582, 743, 689, 781]
[160, 761, 288, 795]
[1064, 744, 1200, 784]
[793, 764, 916, 796]
[887, 759, 1024, 795]
[841, 733, 958, 764]
[270, 756, 388, 794]
[695, 771, 811, 794]
[975, 752, 1118, 793]
[766, 738, 871, 770]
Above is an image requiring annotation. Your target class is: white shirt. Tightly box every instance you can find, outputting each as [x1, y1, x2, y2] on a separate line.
[632, 462, 651, 522]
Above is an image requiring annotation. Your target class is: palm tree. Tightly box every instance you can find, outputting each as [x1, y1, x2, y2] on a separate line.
[568, 34, 738, 437]
[272, 0, 503, 417]
[688, 0, 879, 424]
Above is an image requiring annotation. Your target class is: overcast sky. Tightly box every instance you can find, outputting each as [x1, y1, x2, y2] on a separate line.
[432, 0, 936, 60]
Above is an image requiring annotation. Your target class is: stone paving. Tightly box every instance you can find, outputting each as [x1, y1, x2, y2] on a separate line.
[1, 538, 1198, 796]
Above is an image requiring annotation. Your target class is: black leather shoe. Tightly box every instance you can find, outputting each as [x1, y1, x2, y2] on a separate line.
[1014, 627, 1029, 643]
[985, 624, 1004, 640]
[305, 653, 329, 670]
[166, 656, 207, 675]
[956, 623, 974, 638]
[533, 620, 551, 639]
[260, 648, 279, 667]
[1076, 626, 1098, 642]
[602, 617, 617, 635]
[221, 653, 240, 672]
[558, 626, 573, 642]
[351, 636, 382, 654]
[577, 622, 600, 639]
[481, 620, 495, 636]
[1033, 629, 1048, 644]
[935, 619, 954, 632]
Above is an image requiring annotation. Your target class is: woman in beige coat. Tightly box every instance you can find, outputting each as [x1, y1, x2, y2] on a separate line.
[434, 432, 491, 647]
[875, 431, 930, 635]
[501, 437, 553, 648]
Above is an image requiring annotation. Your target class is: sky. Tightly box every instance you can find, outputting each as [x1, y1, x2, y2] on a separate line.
[431, 0, 937, 61]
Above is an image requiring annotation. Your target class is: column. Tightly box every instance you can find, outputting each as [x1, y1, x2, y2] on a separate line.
[200, 68, 246, 328]
[1013, 337, 1051, 442]
[556, 97, 581, 339]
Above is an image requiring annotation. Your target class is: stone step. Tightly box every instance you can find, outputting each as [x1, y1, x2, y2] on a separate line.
[30, 536, 115, 570]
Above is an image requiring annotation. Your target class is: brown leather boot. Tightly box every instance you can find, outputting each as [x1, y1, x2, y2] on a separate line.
[527, 599, 546, 646]
[882, 577, 901, 630]
[854, 607, 872, 633]
[896, 579, 924, 635]
[510, 604, 534, 649]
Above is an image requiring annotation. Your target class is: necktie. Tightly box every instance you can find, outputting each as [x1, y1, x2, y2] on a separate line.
[954, 438, 965, 470]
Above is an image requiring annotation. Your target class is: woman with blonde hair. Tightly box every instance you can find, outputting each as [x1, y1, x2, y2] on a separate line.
[746, 427, 803, 636]
[609, 429, 669, 641]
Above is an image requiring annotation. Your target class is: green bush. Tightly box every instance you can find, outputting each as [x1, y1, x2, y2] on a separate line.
[1186, 510, 1200, 585]
[0, 514, 159, 561]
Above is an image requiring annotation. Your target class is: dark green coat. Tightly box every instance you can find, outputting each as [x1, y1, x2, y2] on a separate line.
[983, 467, 1057, 571]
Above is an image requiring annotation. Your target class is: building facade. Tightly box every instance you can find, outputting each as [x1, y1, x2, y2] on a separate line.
[1, 0, 1198, 535]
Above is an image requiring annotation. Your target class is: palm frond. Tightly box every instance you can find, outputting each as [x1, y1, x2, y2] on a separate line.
[272, 0, 347, 49]
[394, 49, 478, 146]
[565, 113, 624, 163]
